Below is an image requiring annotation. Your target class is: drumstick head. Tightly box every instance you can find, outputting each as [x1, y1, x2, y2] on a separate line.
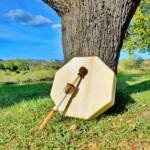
[78, 67, 88, 78]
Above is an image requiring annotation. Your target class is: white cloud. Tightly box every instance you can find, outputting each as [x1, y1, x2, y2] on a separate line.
[23, 15, 51, 26]
[52, 24, 61, 29]
[4, 9, 52, 26]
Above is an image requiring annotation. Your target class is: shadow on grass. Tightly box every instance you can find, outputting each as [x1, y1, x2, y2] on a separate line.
[106, 89, 135, 115]
[0, 82, 52, 108]
[105, 79, 150, 115]
[127, 80, 150, 94]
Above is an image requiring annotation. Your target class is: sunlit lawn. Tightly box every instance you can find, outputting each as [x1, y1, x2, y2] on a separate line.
[0, 71, 150, 149]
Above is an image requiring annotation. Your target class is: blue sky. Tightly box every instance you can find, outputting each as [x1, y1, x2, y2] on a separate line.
[0, 0, 149, 60]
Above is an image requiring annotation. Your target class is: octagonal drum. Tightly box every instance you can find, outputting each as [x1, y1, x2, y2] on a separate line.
[51, 56, 117, 120]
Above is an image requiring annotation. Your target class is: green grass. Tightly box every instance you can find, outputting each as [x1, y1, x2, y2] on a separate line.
[0, 71, 150, 150]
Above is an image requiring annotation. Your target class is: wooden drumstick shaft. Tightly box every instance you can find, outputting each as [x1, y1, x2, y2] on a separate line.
[72, 75, 80, 85]
[39, 109, 56, 131]
[38, 75, 80, 131]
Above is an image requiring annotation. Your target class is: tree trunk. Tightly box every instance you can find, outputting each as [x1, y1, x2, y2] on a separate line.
[43, 0, 141, 73]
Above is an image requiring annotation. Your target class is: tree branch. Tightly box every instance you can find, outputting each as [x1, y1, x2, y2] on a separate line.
[42, 0, 70, 16]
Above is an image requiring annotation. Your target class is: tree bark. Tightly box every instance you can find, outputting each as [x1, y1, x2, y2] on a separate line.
[43, 0, 141, 73]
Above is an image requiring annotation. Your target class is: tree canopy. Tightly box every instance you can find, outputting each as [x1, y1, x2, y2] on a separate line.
[124, 0, 150, 53]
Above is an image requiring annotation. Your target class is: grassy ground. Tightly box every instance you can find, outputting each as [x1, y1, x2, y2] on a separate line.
[0, 71, 150, 150]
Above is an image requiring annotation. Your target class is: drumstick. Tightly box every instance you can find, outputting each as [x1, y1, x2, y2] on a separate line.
[38, 66, 88, 131]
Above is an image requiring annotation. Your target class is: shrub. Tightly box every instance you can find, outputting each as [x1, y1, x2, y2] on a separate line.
[119, 56, 143, 70]
[0, 63, 5, 70]
[16, 70, 20, 74]
[13, 59, 30, 71]
[6, 62, 18, 72]
[140, 60, 150, 71]
[6, 59, 30, 72]
[51, 65, 61, 70]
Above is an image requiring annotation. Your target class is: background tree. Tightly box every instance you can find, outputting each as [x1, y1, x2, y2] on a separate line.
[124, 0, 150, 53]
[0, 63, 5, 70]
[43, 0, 141, 73]
[12, 59, 30, 71]
[6, 62, 18, 72]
